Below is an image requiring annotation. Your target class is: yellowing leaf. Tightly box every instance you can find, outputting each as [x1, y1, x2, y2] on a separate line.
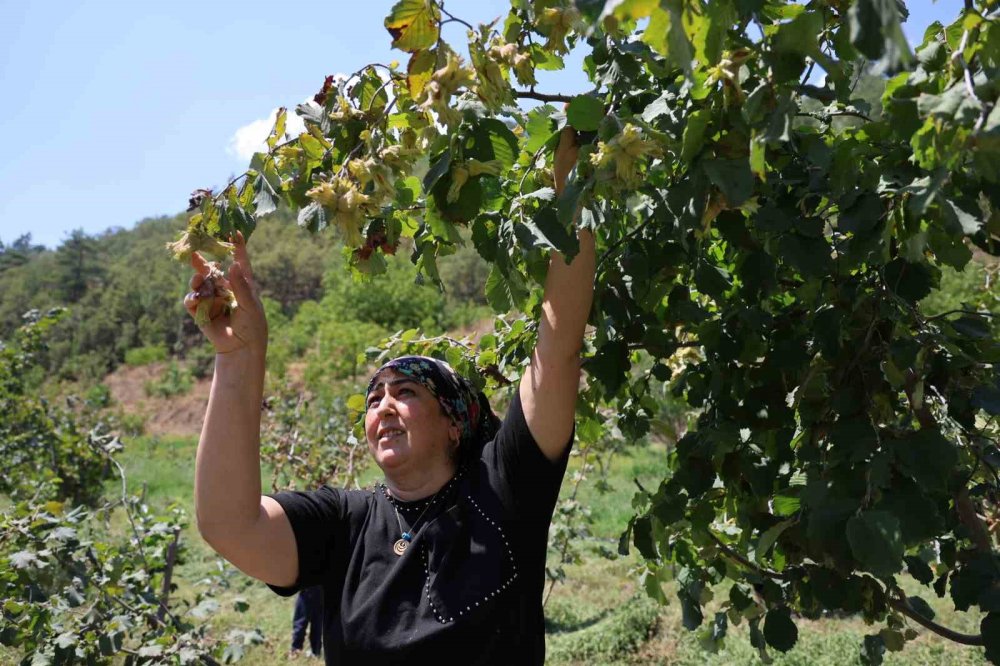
[266, 108, 286, 150]
[750, 132, 767, 182]
[605, 0, 659, 21]
[407, 48, 437, 98]
[385, 0, 440, 53]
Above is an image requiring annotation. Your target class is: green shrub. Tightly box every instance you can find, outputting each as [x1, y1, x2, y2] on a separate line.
[111, 409, 146, 437]
[547, 595, 660, 664]
[84, 382, 113, 408]
[125, 344, 168, 366]
[144, 361, 193, 398]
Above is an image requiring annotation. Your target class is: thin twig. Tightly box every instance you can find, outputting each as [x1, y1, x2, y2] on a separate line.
[516, 90, 576, 103]
[795, 110, 872, 123]
[708, 531, 791, 580]
[438, 3, 475, 32]
[925, 309, 997, 322]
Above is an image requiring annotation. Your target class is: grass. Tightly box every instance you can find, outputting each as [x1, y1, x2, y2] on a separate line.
[3, 434, 991, 665]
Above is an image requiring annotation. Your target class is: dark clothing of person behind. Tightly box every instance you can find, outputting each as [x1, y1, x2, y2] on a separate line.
[291, 586, 324, 656]
[266, 390, 572, 665]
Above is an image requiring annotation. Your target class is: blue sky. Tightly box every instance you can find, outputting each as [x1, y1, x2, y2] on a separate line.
[0, 1, 959, 249]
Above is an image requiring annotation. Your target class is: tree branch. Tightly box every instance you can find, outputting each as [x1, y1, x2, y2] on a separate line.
[889, 593, 983, 646]
[795, 110, 873, 123]
[708, 531, 791, 580]
[438, 3, 475, 32]
[709, 532, 986, 647]
[925, 309, 997, 322]
[516, 90, 576, 103]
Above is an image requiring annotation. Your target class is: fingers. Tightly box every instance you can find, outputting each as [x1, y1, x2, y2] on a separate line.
[183, 291, 200, 319]
[228, 261, 256, 308]
[231, 231, 254, 281]
[190, 251, 211, 276]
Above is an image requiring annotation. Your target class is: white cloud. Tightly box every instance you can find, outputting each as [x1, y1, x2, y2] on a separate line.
[226, 70, 393, 162]
[227, 105, 309, 162]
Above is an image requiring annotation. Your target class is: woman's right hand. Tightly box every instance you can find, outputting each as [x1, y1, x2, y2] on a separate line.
[183, 232, 267, 356]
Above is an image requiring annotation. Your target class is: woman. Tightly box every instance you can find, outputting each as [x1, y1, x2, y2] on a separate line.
[186, 127, 595, 664]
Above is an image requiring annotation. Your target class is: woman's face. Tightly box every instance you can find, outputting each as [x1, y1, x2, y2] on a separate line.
[364, 368, 459, 474]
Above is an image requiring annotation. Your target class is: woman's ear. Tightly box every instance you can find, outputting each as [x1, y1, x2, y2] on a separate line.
[448, 422, 461, 447]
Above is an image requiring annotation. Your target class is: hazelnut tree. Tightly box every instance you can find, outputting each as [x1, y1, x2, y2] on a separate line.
[172, 0, 1000, 661]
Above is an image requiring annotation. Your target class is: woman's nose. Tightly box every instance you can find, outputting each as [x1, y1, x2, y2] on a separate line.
[373, 394, 396, 416]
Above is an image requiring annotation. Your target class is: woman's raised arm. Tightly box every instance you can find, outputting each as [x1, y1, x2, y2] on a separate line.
[187, 234, 299, 588]
[519, 128, 597, 461]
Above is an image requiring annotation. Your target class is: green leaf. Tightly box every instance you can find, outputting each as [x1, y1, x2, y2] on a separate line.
[904, 556, 934, 585]
[763, 607, 798, 652]
[839, 192, 882, 235]
[641, 92, 675, 123]
[778, 234, 833, 278]
[525, 105, 556, 154]
[942, 199, 983, 235]
[883, 259, 934, 303]
[642, 2, 694, 72]
[633, 514, 658, 559]
[470, 119, 519, 170]
[346, 393, 366, 412]
[702, 159, 753, 207]
[423, 150, 452, 192]
[557, 178, 588, 229]
[694, 263, 731, 301]
[485, 264, 527, 312]
[529, 42, 564, 70]
[773, 494, 800, 517]
[846, 511, 904, 578]
[518, 207, 579, 256]
[681, 110, 710, 163]
[586, 340, 631, 397]
[756, 519, 795, 563]
[384, 0, 440, 52]
[861, 634, 886, 666]
[828, 417, 878, 463]
[352, 69, 388, 112]
[848, 0, 912, 72]
[890, 429, 956, 492]
[567, 95, 604, 132]
[252, 166, 279, 217]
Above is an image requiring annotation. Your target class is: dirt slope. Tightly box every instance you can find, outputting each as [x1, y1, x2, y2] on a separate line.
[103, 362, 211, 438]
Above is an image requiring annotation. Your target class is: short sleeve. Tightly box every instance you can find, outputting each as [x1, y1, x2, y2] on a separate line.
[263, 485, 351, 596]
[482, 389, 574, 522]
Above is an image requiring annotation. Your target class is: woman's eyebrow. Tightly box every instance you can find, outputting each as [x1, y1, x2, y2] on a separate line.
[370, 377, 417, 393]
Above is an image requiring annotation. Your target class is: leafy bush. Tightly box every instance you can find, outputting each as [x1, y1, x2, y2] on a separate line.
[0, 310, 114, 506]
[144, 361, 193, 398]
[0, 311, 261, 664]
[261, 385, 367, 493]
[546, 595, 660, 663]
[83, 382, 113, 409]
[125, 344, 169, 367]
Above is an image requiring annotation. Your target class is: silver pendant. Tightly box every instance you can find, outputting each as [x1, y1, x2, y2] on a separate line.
[393, 538, 408, 556]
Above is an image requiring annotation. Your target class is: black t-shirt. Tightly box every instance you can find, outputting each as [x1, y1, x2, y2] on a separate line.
[266, 390, 572, 665]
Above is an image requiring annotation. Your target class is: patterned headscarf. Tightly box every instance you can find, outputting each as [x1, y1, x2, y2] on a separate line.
[365, 355, 501, 456]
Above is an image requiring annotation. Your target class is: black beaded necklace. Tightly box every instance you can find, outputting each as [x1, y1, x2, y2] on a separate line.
[380, 474, 458, 556]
